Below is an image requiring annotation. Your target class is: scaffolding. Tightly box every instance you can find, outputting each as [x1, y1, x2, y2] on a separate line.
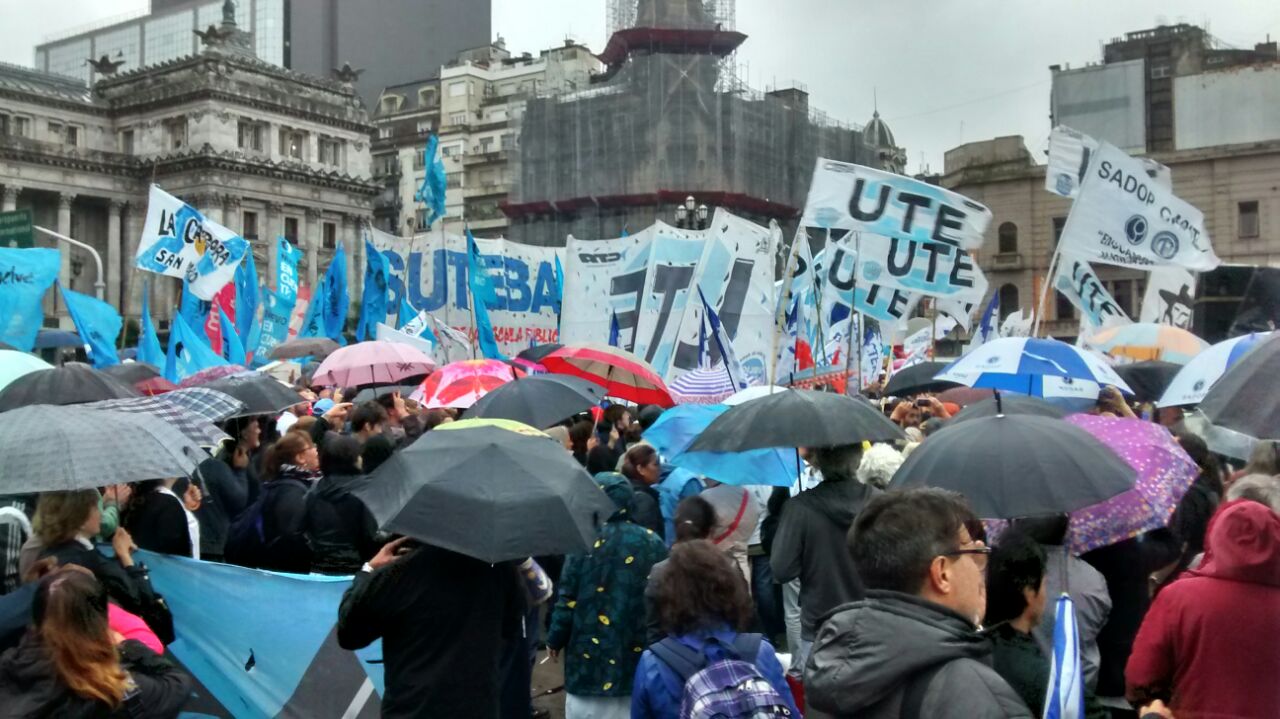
[608, 0, 736, 35]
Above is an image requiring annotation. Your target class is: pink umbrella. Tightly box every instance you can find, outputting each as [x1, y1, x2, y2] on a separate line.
[178, 365, 249, 388]
[411, 359, 522, 409]
[311, 341, 436, 388]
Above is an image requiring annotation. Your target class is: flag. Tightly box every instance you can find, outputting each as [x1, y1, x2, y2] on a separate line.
[137, 281, 165, 367]
[218, 306, 246, 365]
[431, 316, 469, 348]
[1139, 266, 1196, 330]
[1001, 308, 1034, 338]
[552, 255, 565, 323]
[775, 294, 801, 381]
[203, 283, 235, 357]
[234, 252, 259, 342]
[860, 323, 884, 388]
[699, 288, 748, 390]
[466, 229, 506, 360]
[0, 247, 60, 351]
[357, 239, 389, 341]
[59, 284, 121, 368]
[413, 134, 447, 228]
[397, 297, 416, 330]
[134, 185, 250, 300]
[401, 307, 438, 344]
[1044, 593, 1086, 719]
[376, 322, 435, 358]
[969, 292, 1002, 349]
[302, 243, 349, 342]
[165, 311, 229, 383]
[900, 326, 932, 366]
[608, 311, 621, 348]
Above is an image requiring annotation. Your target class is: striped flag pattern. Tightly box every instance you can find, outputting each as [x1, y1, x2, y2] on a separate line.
[1043, 593, 1085, 719]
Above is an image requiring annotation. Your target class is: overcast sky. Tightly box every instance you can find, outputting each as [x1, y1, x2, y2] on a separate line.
[2, 0, 1277, 173]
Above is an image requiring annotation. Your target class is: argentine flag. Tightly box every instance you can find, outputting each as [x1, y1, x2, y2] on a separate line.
[1043, 593, 1085, 719]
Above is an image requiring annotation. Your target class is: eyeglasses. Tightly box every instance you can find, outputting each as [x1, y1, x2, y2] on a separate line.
[942, 546, 991, 568]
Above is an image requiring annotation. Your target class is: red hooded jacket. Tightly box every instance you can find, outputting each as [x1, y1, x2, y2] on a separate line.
[1126, 500, 1280, 718]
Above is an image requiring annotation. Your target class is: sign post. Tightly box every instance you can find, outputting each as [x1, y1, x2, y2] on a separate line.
[0, 209, 33, 249]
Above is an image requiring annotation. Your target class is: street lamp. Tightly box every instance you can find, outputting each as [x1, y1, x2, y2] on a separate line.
[674, 195, 710, 230]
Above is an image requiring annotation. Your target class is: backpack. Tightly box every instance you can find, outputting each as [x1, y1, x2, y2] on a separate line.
[224, 477, 307, 568]
[650, 633, 794, 719]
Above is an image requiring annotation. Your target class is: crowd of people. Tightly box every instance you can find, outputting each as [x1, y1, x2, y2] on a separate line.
[0, 368, 1277, 719]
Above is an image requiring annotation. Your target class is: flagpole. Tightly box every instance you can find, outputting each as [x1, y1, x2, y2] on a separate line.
[464, 223, 478, 360]
[845, 232, 862, 394]
[770, 227, 802, 387]
[930, 298, 938, 359]
[1032, 245, 1063, 338]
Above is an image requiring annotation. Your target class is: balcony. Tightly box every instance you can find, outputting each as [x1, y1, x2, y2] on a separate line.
[463, 182, 511, 199]
[462, 149, 509, 166]
[991, 252, 1025, 271]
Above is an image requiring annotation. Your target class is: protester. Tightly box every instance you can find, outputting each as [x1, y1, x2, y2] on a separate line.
[547, 472, 668, 719]
[569, 419, 593, 467]
[645, 495, 717, 643]
[120, 479, 201, 559]
[338, 537, 525, 719]
[1126, 500, 1280, 718]
[631, 540, 799, 719]
[1224, 472, 1280, 511]
[360, 434, 396, 475]
[0, 495, 35, 594]
[546, 426, 573, 453]
[984, 529, 1052, 714]
[855, 442, 905, 490]
[0, 567, 191, 717]
[1229, 439, 1278, 487]
[422, 407, 454, 432]
[619, 445, 665, 536]
[215, 416, 264, 503]
[700, 479, 760, 588]
[225, 432, 320, 573]
[350, 402, 389, 445]
[587, 422, 624, 475]
[305, 436, 380, 575]
[190, 455, 250, 563]
[805, 488, 1032, 718]
[1168, 433, 1223, 564]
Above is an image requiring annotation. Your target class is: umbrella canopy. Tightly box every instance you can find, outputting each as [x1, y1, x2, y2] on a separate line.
[935, 386, 994, 407]
[101, 362, 162, 385]
[936, 337, 1130, 399]
[948, 393, 1069, 424]
[0, 363, 139, 412]
[881, 361, 961, 397]
[890, 414, 1135, 518]
[269, 337, 340, 361]
[688, 389, 905, 453]
[723, 385, 789, 406]
[352, 418, 617, 563]
[159, 387, 246, 423]
[1084, 323, 1209, 365]
[463, 374, 604, 428]
[542, 343, 674, 407]
[668, 366, 739, 405]
[85, 396, 230, 447]
[1197, 333, 1280, 440]
[311, 341, 436, 388]
[257, 360, 305, 387]
[1114, 361, 1182, 404]
[178, 365, 249, 388]
[516, 343, 563, 364]
[351, 384, 419, 404]
[1157, 332, 1272, 408]
[0, 350, 52, 393]
[201, 374, 304, 416]
[0, 405, 203, 492]
[1058, 414, 1200, 553]
[411, 359, 520, 409]
[33, 328, 82, 349]
[644, 404, 799, 487]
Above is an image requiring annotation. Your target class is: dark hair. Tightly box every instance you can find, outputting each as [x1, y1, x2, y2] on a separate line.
[361, 434, 396, 474]
[920, 418, 947, 437]
[262, 432, 314, 481]
[603, 404, 631, 426]
[810, 443, 864, 482]
[652, 540, 753, 636]
[674, 496, 717, 543]
[321, 435, 363, 476]
[848, 488, 979, 594]
[375, 393, 400, 414]
[637, 405, 664, 430]
[33, 490, 100, 546]
[423, 408, 453, 431]
[33, 568, 128, 706]
[621, 444, 659, 482]
[351, 401, 389, 433]
[118, 480, 165, 532]
[984, 529, 1047, 627]
[1009, 514, 1070, 546]
[1176, 432, 1224, 495]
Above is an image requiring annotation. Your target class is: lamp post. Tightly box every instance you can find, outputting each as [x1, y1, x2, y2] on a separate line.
[673, 194, 709, 230]
[35, 226, 105, 300]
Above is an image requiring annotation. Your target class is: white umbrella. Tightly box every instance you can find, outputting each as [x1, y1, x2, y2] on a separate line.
[936, 337, 1130, 399]
[1157, 332, 1271, 408]
[723, 385, 790, 406]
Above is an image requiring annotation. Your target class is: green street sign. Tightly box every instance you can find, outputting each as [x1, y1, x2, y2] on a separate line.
[0, 209, 33, 249]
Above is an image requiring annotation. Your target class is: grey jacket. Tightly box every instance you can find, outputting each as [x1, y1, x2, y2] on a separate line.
[1036, 548, 1111, 691]
[805, 591, 1034, 719]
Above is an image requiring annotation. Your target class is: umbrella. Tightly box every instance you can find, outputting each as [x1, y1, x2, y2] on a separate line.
[0, 363, 139, 412]
[948, 393, 1068, 424]
[1114, 361, 1182, 404]
[0, 350, 52, 393]
[936, 337, 1130, 399]
[881, 361, 961, 397]
[33, 328, 82, 349]
[202, 374, 304, 416]
[351, 384, 419, 404]
[688, 389, 905, 453]
[936, 386, 996, 407]
[85, 396, 230, 447]
[269, 337, 340, 361]
[311, 341, 436, 388]
[0, 405, 203, 492]
[1198, 333, 1280, 440]
[644, 404, 799, 487]
[668, 366, 739, 405]
[411, 359, 520, 409]
[516, 343, 562, 364]
[509, 358, 546, 375]
[1157, 332, 1272, 408]
[351, 418, 617, 563]
[1057, 414, 1200, 553]
[1084, 323, 1209, 365]
[463, 374, 604, 428]
[257, 360, 305, 387]
[159, 387, 247, 423]
[178, 364, 249, 388]
[723, 385, 789, 406]
[102, 362, 178, 396]
[542, 343, 674, 407]
[890, 414, 1135, 518]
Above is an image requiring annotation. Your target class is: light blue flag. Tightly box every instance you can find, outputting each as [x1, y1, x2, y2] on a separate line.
[397, 297, 416, 330]
[357, 239, 389, 341]
[413, 134, 447, 227]
[165, 311, 229, 383]
[249, 240, 302, 364]
[1044, 593, 1085, 719]
[137, 281, 165, 367]
[234, 252, 259, 342]
[178, 281, 212, 349]
[59, 284, 121, 368]
[218, 306, 247, 365]
[297, 293, 323, 340]
[972, 291, 1001, 348]
[0, 247, 60, 351]
[301, 243, 349, 343]
[466, 229, 506, 360]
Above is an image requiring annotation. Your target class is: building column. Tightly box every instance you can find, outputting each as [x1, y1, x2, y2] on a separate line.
[343, 214, 360, 298]
[200, 193, 223, 226]
[223, 195, 242, 237]
[123, 204, 145, 318]
[107, 200, 123, 310]
[1, 185, 19, 212]
[265, 201, 282, 292]
[304, 207, 321, 290]
[56, 193, 75, 327]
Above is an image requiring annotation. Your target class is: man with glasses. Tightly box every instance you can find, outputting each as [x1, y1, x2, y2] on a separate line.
[805, 488, 1033, 718]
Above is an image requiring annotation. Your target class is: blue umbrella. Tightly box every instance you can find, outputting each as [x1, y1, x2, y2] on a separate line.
[34, 328, 83, 349]
[935, 337, 1131, 400]
[643, 404, 799, 487]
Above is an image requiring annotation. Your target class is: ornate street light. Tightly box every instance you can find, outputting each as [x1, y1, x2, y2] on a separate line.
[674, 195, 710, 230]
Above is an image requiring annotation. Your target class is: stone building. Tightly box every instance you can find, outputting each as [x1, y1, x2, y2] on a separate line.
[0, 5, 377, 327]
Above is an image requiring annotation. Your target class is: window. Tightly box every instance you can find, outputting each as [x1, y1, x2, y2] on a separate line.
[997, 221, 1018, 254]
[318, 137, 342, 166]
[284, 217, 299, 245]
[449, 111, 467, 127]
[323, 222, 336, 249]
[446, 174, 462, 189]
[418, 87, 437, 107]
[500, 133, 515, 150]
[1052, 216, 1067, 247]
[1150, 63, 1171, 79]
[998, 283, 1020, 321]
[415, 208, 429, 230]
[242, 211, 259, 240]
[0, 114, 8, 136]
[1111, 279, 1134, 318]
[279, 128, 305, 160]
[478, 136, 494, 153]
[415, 120, 433, 134]
[238, 120, 263, 152]
[448, 81, 468, 97]
[120, 129, 134, 154]
[1239, 201, 1260, 239]
[64, 126, 78, 147]
[47, 121, 63, 142]
[1055, 292, 1077, 322]
[165, 118, 187, 150]
[378, 126, 391, 139]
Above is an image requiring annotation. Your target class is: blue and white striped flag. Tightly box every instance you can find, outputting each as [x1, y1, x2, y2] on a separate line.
[135, 185, 250, 300]
[1043, 593, 1085, 719]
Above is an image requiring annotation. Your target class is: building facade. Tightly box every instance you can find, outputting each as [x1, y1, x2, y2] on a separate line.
[1, 8, 377, 328]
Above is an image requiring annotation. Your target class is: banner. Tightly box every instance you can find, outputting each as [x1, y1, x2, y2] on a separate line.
[802, 158, 992, 251]
[562, 227, 655, 354]
[357, 239, 388, 342]
[814, 233, 919, 336]
[234, 253, 259, 343]
[1054, 255, 1132, 328]
[1058, 142, 1218, 271]
[135, 185, 250, 300]
[165, 312, 228, 382]
[1047, 125, 1171, 199]
[0, 246, 59, 351]
[60, 284, 121, 368]
[138, 282, 165, 367]
[1001, 308, 1034, 338]
[249, 240, 304, 365]
[1139, 266, 1196, 329]
[855, 233, 987, 302]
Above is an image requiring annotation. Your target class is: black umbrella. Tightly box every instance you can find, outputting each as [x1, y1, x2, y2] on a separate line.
[882, 361, 960, 397]
[464, 374, 605, 428]
[1114, 361, 1181, 404]
[1199, 333, 1280, 440]
[0, 363, 139, 412]
[352, 418, 617, 563]
[516, 343, 563, 364]
[948, 393, 1068, 424]
[351, 384, 420, 404]
[890, 414, 1134, 518]
[269, 337, 340, 361]
[688, 389, 905, 452]
[101, 362, 163, 385]
[33, 329, 82, 349]
[202, 374, 304, 416]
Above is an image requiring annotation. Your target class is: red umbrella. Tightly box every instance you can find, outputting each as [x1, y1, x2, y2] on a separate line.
[411, 359, 523, 409]
[541, 343, 674, 407]
[135, 376, 178, 395]
[178, 364, 249, 388]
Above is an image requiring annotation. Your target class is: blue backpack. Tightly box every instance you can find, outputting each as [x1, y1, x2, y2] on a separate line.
[650, 634, 794, 719]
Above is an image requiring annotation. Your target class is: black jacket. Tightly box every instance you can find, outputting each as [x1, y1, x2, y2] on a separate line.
[337, 544, 524, 719]
[0, 635, 191, 719]
[304, 473, 379, 575]
[192, 458, 252, 560]
[38, 543, 153, 622]
[626, 478, 664, 537]
[257, 472, 313, 574]
[770, 476, 878, 639]
[123, 490, 192, 558]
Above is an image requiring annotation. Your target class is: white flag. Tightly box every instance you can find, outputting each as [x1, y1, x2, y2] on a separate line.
[1000, 309, 1034, 338]
[1047, 125, 1171, 198]
[1053, 255, 1132, 329]
[376, 323, 435, 358]
[135, 185, 250, 300]
[1139, 267, 1196, 329]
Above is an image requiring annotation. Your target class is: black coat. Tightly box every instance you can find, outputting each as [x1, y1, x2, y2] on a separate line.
[626, 478, 664, 537]
[304, 473, 379, 575]
[337, 544, 524, 719]
[0, 635, 190, 719]
[192, 458, 252, 560]
[38, 543, 152, 622]
[123, 490, 192, 558]
[257, 473, 313, 574]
